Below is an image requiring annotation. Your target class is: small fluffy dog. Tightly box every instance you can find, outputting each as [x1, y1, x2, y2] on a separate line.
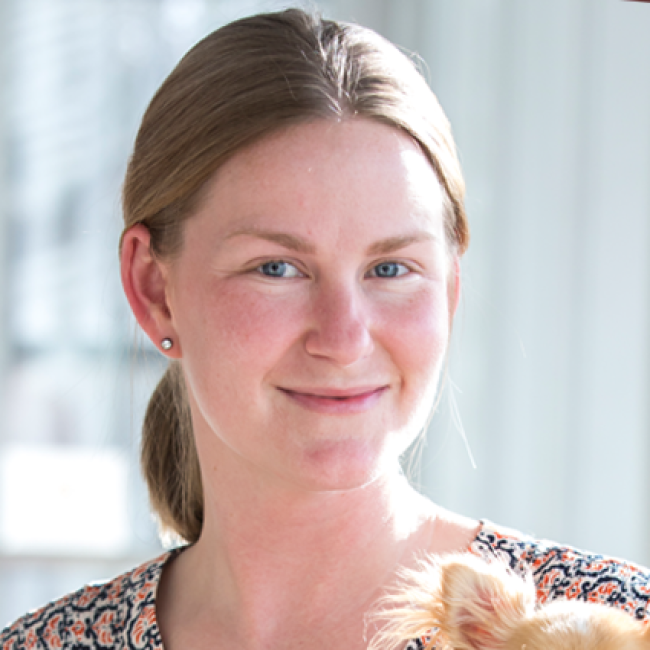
[370, 554, 650, 650]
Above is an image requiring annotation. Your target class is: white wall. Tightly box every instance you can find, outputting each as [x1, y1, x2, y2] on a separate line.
[332, 0, 650, 566]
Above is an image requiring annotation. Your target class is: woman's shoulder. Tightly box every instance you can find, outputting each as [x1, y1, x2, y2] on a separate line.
[470, 520, 650, 620]
[0, 550, 177, 650]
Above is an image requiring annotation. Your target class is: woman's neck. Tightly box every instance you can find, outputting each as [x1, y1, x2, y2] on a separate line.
[158, 464, 441, 650]
[205, 469, 432, 603]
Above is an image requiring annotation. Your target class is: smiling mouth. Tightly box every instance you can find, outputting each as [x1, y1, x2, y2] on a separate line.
[280, 386, 387, 398]
[277, 386, 388, 414]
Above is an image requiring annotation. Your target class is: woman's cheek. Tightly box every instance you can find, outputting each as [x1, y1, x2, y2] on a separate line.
[177, 284, 302, 425]
[389, 287, 450, 416]
[381, 284, 450, 354]
[189, 282, 306, 364]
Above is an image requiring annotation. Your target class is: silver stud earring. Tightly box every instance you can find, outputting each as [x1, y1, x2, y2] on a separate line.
[161, 338, 173, 351]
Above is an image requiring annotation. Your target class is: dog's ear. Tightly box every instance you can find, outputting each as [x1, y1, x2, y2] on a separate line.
[438, 556, 536, 650]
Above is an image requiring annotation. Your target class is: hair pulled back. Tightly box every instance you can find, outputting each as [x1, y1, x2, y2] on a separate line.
[122, 8, 468, 544]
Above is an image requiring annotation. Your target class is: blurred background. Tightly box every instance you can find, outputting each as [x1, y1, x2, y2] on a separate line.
[0, 0, 649, 627]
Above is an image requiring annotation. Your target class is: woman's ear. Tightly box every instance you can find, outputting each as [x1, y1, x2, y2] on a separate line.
[120, 224, 181, 358]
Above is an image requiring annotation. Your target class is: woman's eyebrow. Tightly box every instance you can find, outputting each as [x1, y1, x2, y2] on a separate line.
[367, 233, 436, 255]
[225, 229, 435, 255]
[224, 228, 316, 253]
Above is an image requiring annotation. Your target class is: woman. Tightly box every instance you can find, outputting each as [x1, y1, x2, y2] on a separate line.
[1, 8, 648, 650]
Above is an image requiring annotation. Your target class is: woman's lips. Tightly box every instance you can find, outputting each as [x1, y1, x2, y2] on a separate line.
[278, 386, 388, 414]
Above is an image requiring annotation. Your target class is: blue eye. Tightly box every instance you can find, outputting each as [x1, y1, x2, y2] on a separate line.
[258, 261, 302, 278]
[371, 262, 409, 278]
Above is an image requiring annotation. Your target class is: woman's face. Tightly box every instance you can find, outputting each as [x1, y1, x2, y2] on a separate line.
[163, 118, 458, 492]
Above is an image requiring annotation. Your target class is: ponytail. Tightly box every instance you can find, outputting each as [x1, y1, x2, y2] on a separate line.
[141, 361, 203, 543]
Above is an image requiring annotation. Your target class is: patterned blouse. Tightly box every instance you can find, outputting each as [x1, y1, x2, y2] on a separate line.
[2, 520, 649, 649]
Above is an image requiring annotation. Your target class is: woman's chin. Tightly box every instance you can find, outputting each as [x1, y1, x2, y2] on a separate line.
[285, 438, 405, 493]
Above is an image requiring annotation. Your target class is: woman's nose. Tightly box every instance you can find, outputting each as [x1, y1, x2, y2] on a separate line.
[304, 283, 375, 367]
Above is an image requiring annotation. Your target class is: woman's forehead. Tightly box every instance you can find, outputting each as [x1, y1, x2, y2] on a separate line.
[190, 118, 446, 242]
[216, 118, 427, 178]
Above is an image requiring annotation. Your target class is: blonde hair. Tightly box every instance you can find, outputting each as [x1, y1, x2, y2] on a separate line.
[121, 8, 469, 544]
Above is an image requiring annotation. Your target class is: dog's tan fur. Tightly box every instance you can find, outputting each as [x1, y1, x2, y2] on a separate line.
[369, 554, 650, 650]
